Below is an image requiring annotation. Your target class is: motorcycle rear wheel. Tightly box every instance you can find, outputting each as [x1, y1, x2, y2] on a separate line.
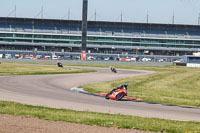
[116, 93, 124, 101]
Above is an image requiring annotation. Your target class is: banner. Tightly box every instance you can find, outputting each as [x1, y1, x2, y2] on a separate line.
[81, 52, 87, 60]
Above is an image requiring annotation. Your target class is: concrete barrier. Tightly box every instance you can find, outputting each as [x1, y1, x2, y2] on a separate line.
[187, 63, 200, 67]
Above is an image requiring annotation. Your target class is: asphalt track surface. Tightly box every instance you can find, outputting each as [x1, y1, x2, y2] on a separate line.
[0, 66, 200, 122]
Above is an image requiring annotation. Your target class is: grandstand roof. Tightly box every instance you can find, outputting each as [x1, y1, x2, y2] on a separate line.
[0, 17, 200, 32]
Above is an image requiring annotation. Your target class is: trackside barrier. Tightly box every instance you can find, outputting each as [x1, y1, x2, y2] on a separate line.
[187, 63, 200, 67]
[173, 62, 186, 66]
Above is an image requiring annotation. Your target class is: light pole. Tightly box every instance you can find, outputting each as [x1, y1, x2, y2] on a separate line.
[81, 0, 88, 52]
[81, 0, 88, 60]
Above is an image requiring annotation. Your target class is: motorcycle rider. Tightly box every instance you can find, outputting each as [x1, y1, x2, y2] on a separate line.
[110, 66, 116, 73]
[110, 66, 114, 71]
[107, 83, 128, 95]
[57, 62, 63, 68]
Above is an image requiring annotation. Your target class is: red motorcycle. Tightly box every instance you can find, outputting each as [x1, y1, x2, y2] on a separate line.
[105, 86, 127, 101]
[110, 67, 117, 73]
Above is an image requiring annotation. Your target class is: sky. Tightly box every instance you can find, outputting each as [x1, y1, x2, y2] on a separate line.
[1, 0, 200, 25]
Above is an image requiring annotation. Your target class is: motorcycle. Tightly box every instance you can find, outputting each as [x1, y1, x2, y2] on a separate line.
[105, 86, 127, 101]
[110, 67, 117, 73]
[57, 62, 63, 68]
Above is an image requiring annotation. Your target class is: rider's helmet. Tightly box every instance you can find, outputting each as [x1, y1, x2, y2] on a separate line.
[124, 82, 128, 88]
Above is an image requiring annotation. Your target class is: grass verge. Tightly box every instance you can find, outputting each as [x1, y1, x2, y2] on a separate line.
[0, 101, 199, 133]
[0, 63, 95, 76]
[79, 65, 200, 107]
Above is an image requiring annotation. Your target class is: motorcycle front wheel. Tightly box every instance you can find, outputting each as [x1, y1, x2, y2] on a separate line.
[105, 94, 110, 99]
[116, 93, 124, 101]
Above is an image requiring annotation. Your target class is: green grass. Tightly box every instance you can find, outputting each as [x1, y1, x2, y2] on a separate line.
[79, 65, 200, 107]
[0, 101, 199, 133]
[0, 63, 95, 76]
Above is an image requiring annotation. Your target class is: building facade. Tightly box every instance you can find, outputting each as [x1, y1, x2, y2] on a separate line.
[0, 17, 200, 56]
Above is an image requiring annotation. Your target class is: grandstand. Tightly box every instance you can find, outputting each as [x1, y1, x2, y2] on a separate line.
[0, 17, 200, 56]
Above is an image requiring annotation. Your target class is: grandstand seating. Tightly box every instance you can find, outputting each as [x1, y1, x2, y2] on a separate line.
[0, 17, 200, 47]
[1, 21, 200, 40]
[0, 17, 199, 57]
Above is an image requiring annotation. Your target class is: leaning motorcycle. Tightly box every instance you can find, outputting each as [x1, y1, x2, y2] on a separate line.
[110, 67, 117, 73]
[57, 62, 63, 68]
[105, 86, 127, 101]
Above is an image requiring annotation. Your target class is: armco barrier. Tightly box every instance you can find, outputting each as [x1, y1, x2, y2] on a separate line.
[173, 62, 186, 66]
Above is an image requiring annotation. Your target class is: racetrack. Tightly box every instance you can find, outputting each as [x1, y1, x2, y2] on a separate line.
[0, 66, 199, 122]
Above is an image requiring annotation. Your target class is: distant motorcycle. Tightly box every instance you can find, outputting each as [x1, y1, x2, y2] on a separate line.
[105, 86, 127, 101]
[57, 62, 63, 68]
[110, 67, 117, 73]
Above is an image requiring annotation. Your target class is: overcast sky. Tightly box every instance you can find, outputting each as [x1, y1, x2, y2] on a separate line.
[1, 0, 200, 25]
